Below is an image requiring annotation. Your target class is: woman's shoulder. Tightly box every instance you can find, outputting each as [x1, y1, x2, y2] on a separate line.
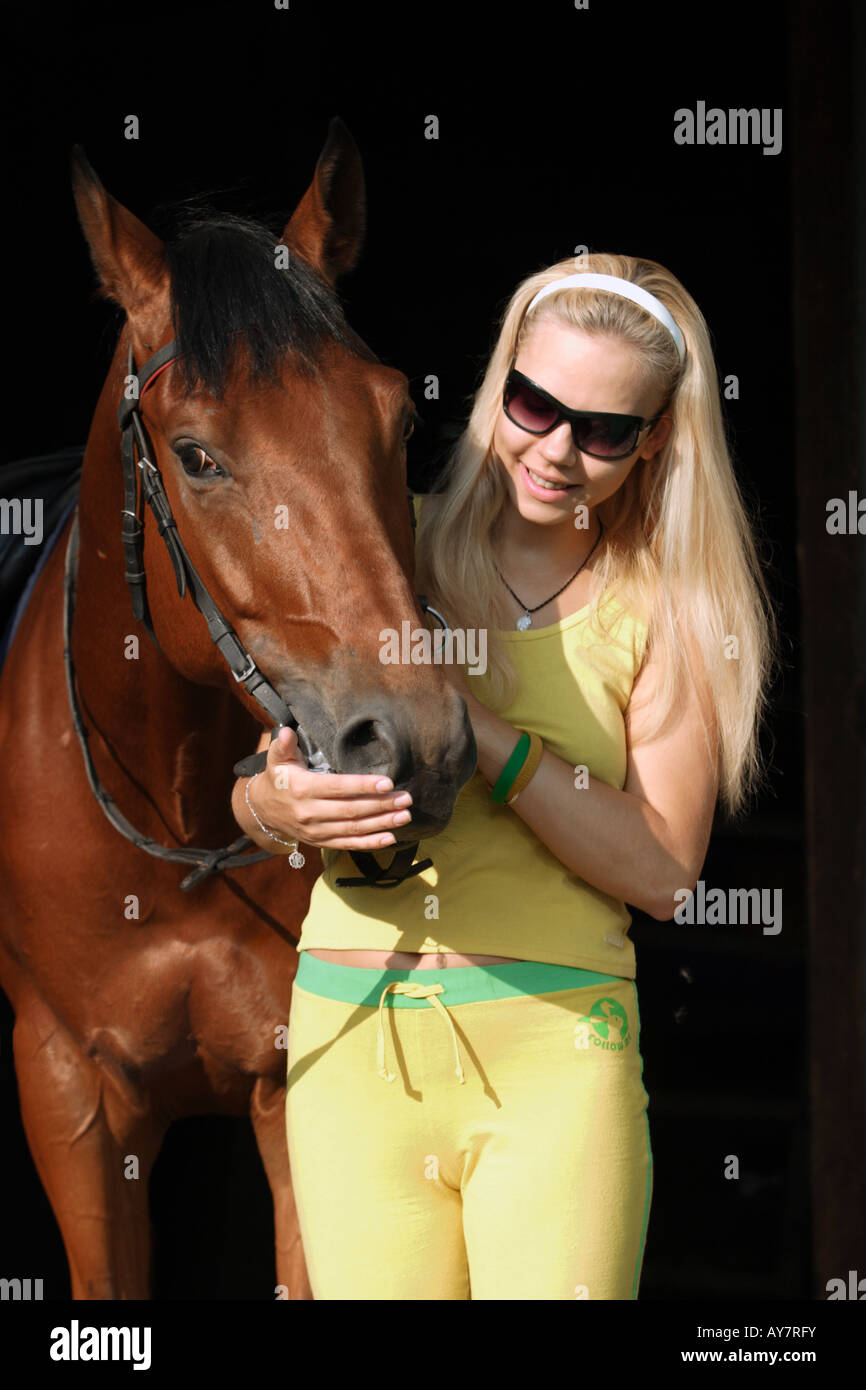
[591, 588, 651, 672]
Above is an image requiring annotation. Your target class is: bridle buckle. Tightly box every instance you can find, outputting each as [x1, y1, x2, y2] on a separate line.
[231, 654, 258, 683]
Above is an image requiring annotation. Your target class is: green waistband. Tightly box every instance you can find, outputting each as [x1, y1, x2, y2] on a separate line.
[295, 951, 622, 1007]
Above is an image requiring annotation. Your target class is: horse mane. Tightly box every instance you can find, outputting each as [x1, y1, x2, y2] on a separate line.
[159, 207, 376, 392]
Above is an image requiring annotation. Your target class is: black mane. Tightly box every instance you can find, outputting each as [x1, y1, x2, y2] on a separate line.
[161, 210, 374, 392]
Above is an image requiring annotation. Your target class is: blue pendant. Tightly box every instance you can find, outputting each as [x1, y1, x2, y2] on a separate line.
[517, 613, 532, 630]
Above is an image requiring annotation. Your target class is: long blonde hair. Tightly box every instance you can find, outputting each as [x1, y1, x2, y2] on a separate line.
[414, 252, 781, 820]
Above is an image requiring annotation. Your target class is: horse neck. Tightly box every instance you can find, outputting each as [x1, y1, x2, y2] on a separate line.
[71, 341, 257, 848]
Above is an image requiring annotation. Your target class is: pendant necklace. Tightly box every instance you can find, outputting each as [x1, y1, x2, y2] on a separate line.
[494, 520, 605, 629]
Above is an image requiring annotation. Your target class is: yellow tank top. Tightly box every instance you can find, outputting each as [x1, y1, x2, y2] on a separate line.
[296, 497, 649, 977]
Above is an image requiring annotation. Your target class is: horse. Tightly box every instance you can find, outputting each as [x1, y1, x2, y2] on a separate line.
[0, 117, 475, 1300]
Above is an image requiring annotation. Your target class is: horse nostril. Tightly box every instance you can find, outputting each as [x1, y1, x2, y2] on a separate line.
[335, 714, 406, 779]
[343, 719, 379, 753]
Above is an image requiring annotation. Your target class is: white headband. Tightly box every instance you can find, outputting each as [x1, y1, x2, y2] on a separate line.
[526, 272, 685, 363]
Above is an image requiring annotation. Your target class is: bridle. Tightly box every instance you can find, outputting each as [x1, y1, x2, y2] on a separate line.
[116, 339, 299, 731]
[62, 337, 447, 892]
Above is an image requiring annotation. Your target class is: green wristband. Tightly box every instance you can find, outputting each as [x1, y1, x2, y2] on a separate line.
[489, 730, 531, 804]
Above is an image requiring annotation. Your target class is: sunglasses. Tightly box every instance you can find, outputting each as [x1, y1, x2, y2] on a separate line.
[503, 367, 666, 460]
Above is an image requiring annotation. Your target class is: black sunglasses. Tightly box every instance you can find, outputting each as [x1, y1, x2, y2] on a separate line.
[503, 367, 666, 461]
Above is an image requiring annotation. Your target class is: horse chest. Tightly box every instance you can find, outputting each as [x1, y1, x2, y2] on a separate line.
[76, 928, 291, 1083]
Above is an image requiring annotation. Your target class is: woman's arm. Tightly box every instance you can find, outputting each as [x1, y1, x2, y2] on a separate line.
[231, 729, 287, 851]
[456, 629, 718, 921]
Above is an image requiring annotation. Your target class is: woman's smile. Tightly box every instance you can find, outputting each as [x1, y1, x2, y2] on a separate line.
[521, 462, 580, 499]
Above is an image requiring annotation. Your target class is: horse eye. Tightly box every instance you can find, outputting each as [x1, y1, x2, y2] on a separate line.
[178, 444, 221, 476]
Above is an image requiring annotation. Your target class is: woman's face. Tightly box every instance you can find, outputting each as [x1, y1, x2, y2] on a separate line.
[493, 318, 672, 527]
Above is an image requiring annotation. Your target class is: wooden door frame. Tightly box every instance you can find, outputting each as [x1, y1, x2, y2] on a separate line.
[790, 0, 866, 1296]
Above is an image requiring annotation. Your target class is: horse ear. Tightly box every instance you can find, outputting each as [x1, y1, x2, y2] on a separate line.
[280, 117, 365, 287]
[70, 146, 169, 335]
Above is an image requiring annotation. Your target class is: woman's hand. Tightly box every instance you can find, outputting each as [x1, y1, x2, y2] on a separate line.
[242, 726, 414, 852]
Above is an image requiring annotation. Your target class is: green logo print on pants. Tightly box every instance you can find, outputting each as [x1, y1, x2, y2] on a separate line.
[573, 997, 631, 1052]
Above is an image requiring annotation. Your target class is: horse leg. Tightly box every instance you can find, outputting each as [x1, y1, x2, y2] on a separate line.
[12, 992, 165, 1299]
[250, 1075, 313, 1301]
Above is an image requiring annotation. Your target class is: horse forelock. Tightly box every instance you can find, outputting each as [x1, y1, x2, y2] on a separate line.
[161, 213, 377, 394]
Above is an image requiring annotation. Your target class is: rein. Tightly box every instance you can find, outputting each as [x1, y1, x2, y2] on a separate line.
[63, 509, 274, 890]
[62, 338, 445, 892]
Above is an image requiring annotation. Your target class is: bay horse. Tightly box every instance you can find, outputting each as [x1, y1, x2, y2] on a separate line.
[0, 118, 474, 1299]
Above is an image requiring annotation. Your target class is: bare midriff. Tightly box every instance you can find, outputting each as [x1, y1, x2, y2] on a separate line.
[305, 948, 524, 970]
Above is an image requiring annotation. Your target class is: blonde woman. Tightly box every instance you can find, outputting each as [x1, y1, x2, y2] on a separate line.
[232, 253, 779, 1300]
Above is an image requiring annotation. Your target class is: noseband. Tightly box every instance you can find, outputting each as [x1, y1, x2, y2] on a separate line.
[63, 337, 447, 892]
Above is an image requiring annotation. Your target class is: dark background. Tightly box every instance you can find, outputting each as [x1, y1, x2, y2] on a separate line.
[0, 0, 858, 1304]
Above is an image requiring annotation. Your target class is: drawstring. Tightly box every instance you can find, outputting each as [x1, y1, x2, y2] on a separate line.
[376, 981, 466, 1085]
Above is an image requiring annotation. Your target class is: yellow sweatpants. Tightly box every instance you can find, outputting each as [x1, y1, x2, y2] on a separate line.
[285, 953, 653, 1300]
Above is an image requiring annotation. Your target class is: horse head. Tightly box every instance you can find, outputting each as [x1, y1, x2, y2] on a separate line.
[70, 119, 476, 843]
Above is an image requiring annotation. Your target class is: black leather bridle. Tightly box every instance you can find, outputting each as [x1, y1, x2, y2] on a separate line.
[116, 339, 299, 732]
[62, 338, 444, 891]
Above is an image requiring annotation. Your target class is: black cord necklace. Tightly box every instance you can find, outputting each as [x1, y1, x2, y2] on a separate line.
[494, 520, 605, 629]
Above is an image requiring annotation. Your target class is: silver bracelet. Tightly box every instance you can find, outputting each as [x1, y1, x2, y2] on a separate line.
[244, 773, 305, 868]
